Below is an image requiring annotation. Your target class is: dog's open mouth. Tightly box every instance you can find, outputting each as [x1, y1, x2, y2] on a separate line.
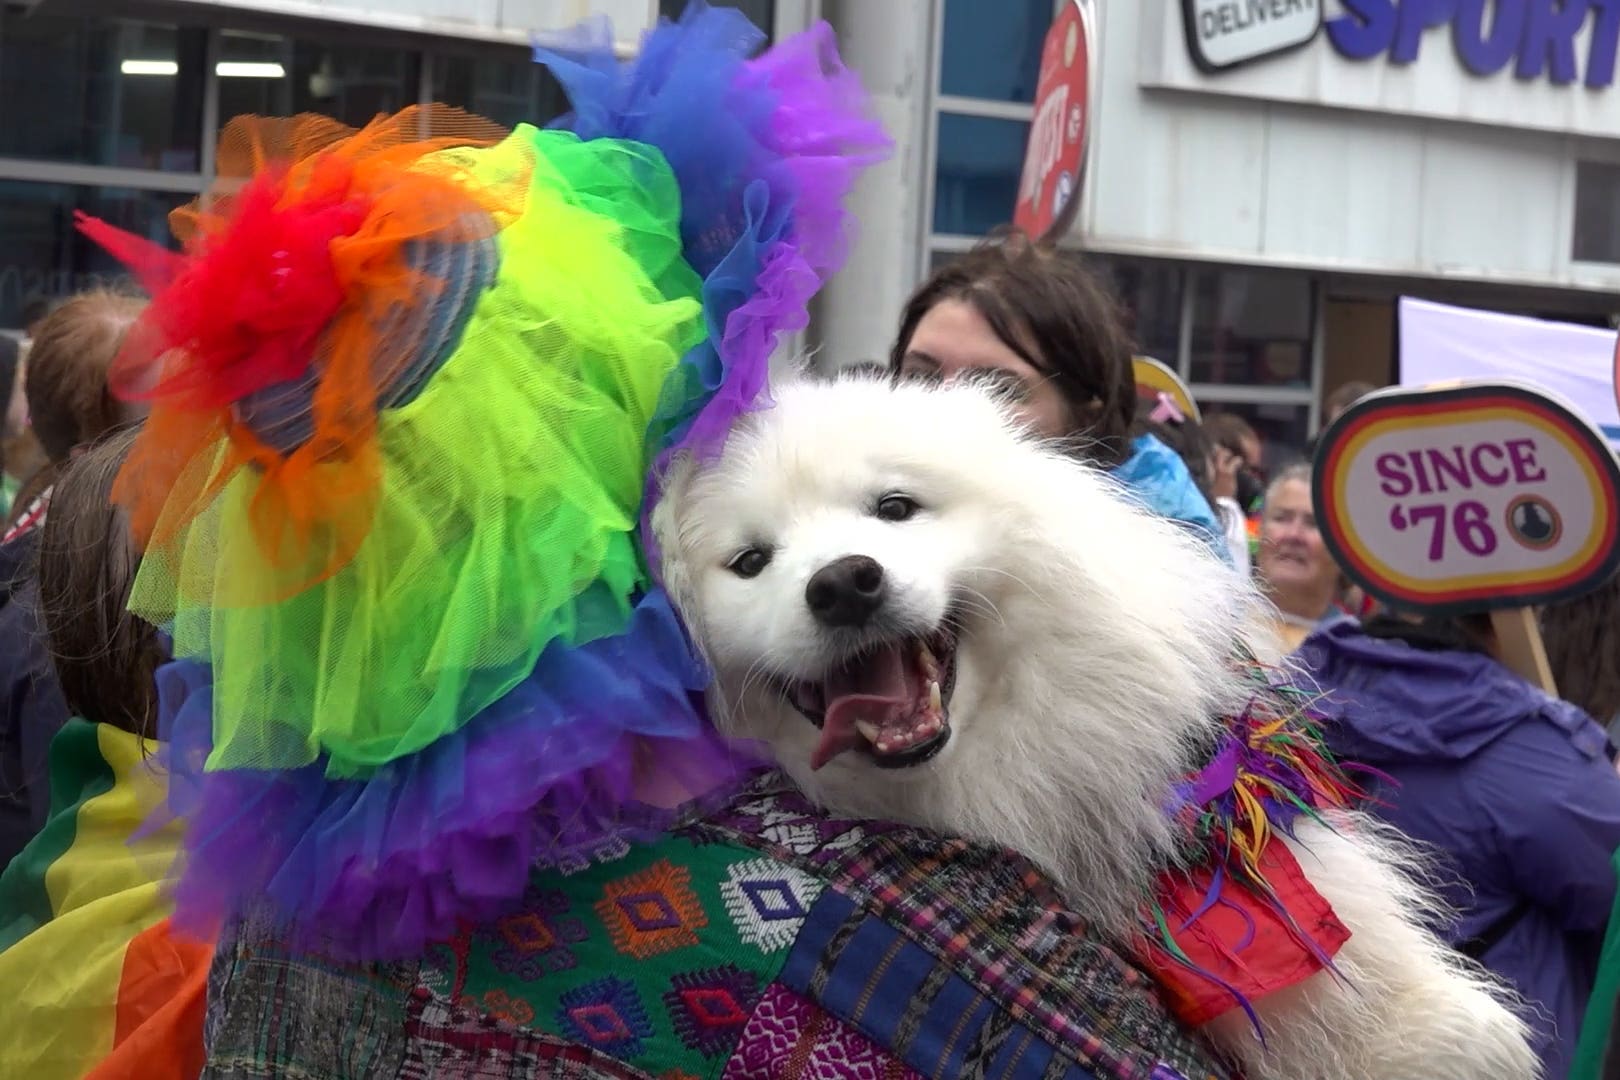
[782, 623, 957, 771]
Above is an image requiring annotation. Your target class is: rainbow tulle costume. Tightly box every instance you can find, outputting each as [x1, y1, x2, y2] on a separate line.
[75, 1, 889, 961]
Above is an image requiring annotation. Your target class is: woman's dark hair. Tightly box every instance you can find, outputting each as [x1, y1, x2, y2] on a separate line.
[36, 425, 160, 738]
[1540, 574, 1620, 725]
[1362, 611, 1495, 655]
[889, 229, 1137, 466]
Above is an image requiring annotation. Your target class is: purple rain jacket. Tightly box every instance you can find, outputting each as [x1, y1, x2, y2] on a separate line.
[1296, 615, 1620, 1080]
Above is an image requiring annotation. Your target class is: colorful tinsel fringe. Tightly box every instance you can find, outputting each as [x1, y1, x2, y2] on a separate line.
[1142, 652, 1366, 1031]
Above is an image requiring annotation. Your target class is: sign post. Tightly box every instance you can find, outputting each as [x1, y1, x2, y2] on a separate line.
[1312, 380, 1620, 692]
[1013, 0, 1095, 242]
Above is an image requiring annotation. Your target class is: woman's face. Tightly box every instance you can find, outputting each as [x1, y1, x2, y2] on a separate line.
[896, 299, 1073, 440]
[1258, 479, 1337, 600]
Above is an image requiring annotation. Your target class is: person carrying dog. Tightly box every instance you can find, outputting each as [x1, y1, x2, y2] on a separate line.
[31, 6, 1240, 1078]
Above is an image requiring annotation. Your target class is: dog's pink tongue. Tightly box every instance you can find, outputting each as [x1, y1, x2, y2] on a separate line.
[812, 644, 915, 770]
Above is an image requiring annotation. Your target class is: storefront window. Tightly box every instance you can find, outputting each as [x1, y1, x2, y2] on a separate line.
[928, 249, 962, 276]
[1189, 268, 1314, 388]
[432, 52, 568, 130]
[0, 181, 186, 327]
[933, 113, 1028, 237]
[940, 0, 1050, 104]
[0, 12, 204, 172]
[1093, 256, 1183, 365]
[1200, 402, 1312, 472]
[1573, 161, 1620, 264]
[216, 32, 420, 131]
[659, 0, 775, 44]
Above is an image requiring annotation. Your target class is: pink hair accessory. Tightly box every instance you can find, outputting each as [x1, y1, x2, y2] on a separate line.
[1149, 391, 1186, 425]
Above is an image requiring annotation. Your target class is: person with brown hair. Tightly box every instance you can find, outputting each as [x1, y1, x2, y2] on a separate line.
[0, 419, 153, 871]
[0, 293, 148, 869]
[890, 229, 1228, 555]
[1324, 379, 1379, 426]
[3, 289, 145, 542]
[33, 426, 165, 739]
[1541, 573, 1620, 744]
[0, 425, 210, 1079]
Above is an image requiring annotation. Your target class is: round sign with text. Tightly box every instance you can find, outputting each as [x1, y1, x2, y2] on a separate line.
[1313, 381, 1620, 615]
[1013, 0, 1093, 242]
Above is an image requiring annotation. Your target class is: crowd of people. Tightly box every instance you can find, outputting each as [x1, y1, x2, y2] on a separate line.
[0, 4, 1618, 1079]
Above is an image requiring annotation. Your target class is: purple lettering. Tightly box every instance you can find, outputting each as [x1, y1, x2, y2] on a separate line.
[1452, 0, 1528, 75]
[1469, 442, 1510, 485]
[1589, 0, 1620, 87]
[1407, 449, 1436, 494]
[1376, 452, 1415, 497]
[1516, 0, 1590, 84]
[1327, 0, 1398, 59]
[1426, 446, 1473, 491]
[1392, 0, 1458, 63]
[1505, 437, 1548, 482]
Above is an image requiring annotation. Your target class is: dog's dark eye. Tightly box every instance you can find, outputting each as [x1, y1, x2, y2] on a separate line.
[727, 547, 772, 579]
[875, 494, 920, 523]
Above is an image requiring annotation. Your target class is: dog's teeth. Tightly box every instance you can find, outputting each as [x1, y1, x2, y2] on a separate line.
[928, 680, 942, 712]
[855, 719, 883, 745]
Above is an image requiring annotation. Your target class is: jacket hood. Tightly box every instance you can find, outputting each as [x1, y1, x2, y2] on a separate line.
[1295, 615, 1569, 765]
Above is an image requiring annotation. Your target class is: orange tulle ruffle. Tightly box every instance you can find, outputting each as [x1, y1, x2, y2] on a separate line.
[79, 106, 514, 596]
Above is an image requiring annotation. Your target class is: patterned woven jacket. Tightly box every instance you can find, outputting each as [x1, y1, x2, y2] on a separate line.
[201, 774, 1234, 1080]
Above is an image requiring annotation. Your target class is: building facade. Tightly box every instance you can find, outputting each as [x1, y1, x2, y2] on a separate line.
[11, 0, 1620, 466]
[0, 0, 790, 327]
[815, 0, 1620, 465]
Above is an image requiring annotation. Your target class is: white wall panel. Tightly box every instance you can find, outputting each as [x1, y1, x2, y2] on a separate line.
[1415, 124, 1568, 281]
[1259, 106, 1424, 270]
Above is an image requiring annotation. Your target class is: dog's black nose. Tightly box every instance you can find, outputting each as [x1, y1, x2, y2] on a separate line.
[805, 555, 886, 627]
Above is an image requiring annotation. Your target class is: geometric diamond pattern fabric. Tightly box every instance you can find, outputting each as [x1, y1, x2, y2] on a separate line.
[206, 773, 1235, 1080]
[719, 858, 823, 954]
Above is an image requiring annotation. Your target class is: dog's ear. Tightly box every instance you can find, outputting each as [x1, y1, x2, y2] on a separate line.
[649, 450, 702, 639]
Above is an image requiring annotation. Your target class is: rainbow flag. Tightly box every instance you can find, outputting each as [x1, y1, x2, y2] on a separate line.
[0, 718, 207, 1079]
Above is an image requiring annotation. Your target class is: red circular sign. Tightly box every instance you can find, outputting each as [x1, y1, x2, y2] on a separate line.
[1013, 0, 1093, 243]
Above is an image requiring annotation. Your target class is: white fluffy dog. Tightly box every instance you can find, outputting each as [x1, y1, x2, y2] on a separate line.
[654, 375, 1539, 1080]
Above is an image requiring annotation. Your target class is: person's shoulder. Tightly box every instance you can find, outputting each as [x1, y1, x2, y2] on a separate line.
[683, 776, 1232, 1077]
[1508, 695, 1612, 764]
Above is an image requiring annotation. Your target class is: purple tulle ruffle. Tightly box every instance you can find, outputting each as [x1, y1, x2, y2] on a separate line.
[534, 1, 890, 561]
[150, 589, 765, 961]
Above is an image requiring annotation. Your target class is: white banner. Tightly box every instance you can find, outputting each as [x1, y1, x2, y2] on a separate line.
[1398, 296, 1620, 446]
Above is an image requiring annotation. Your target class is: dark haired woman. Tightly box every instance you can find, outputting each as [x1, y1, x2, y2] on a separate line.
[891, 231, 1227, 556]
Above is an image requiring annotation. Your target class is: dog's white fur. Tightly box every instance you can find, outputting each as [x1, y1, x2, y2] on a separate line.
[654, 376, 1539, 1080]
